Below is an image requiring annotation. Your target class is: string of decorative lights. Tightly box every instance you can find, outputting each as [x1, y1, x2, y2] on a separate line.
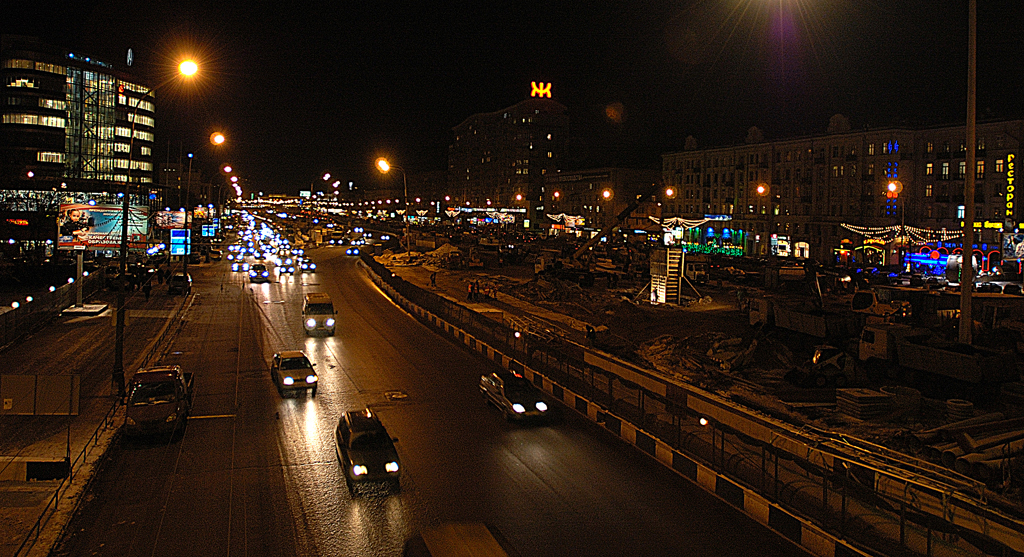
[649, 216, 725, 229]
[841, 223, 963, 244]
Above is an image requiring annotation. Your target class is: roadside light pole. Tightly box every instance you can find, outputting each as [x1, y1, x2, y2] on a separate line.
[960, 0, 977, 345]
[375, 158, 410, 258]
[183, 152, 194, 282]
[113, 59, 197, 399]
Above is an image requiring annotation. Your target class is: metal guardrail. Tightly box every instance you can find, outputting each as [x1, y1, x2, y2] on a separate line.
[11, 284, 191, 557]
[12, 398, 120, 557]
[0, 272, 104, 349]
[361, 254, 1024, 557]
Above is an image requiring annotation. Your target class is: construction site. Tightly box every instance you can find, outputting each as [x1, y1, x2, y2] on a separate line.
[361, 221, 1024, 556]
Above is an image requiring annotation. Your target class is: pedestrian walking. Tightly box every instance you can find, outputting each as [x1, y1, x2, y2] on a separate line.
[142, 279, 152, 300]
[467, 282, 474, 302]
[472, 280, 480, 302]
[430, 272, 437, 288]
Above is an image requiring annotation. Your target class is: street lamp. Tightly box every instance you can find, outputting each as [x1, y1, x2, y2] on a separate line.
[113, 58, 197, 398]
[960, 0, 977, 344]
[375, 157, 410, 257]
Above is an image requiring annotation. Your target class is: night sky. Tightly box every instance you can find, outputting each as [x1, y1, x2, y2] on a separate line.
[7, 0, 1024, 194]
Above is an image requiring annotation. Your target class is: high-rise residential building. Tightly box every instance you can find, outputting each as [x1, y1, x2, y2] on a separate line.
[447, 83, 567, 228]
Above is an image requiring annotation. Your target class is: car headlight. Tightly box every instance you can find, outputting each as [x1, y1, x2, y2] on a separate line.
[352, 465, 368, 476]
[125, 416, 136, 426]
[227, 254, 234, 260]
[310, 263, 316, 269]
[262, 271, 269, 277]
[306, 318, 317, 328]
[165, 413, 177, 423]
[288, 267, 295, 273]
[232, 263, 239, 271]
[512, 403, 526, 413]
[249, 271, 256, 277]
[305, 374, 317, 384]
[385, 461, 399, 473]
[283, 376, 295, 385]
[325, 318, 335, 327]
[535, 401, 548, 412]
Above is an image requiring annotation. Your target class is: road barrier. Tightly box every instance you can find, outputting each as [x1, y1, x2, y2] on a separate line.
[361, 254, 1024, 557]
[0, 272, 103, 349]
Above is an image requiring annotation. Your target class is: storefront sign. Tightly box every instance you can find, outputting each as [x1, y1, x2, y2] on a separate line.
[1007, 153, 1016, 223]
[530, 81, 552, 98]
[5, 219, 29, 226]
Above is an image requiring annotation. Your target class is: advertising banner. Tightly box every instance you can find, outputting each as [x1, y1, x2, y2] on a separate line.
[58, 204, 148, 250]
[1003, 233, 1024, 262]
[154, 210, 186, 229]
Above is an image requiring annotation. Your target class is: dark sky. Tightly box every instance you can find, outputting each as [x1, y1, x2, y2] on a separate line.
[7, 0, 1024, 194]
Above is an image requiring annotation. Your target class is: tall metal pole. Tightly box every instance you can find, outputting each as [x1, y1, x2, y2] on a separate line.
[960, 0, 977, 344]
[183, 153, 193, 282]
[403, 170, 410, 256]
[114, 89, 154, 398]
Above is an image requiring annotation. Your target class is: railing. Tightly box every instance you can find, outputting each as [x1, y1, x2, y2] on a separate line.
[0, 271, 104, 349]
[12, 399, 121, 557]
[361, 254, 1023, 557]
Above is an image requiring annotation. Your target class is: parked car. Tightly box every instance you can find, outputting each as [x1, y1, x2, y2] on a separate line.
[167, 272, 192, 295]
[124, 365, 194, 437]
[270, 350, 318, 396]
[334, 408, 400, 493]
[479, 371, 554, 422]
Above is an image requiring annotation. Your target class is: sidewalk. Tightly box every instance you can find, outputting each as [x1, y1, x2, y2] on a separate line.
[0, 279, 189, 557]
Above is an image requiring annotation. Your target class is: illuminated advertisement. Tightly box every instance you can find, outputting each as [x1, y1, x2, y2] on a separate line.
[58, 203, 148, 250]
[1007, 153, 1016, 224]
[1003, 233, 1024, 262]
[154, 210, 186, 229]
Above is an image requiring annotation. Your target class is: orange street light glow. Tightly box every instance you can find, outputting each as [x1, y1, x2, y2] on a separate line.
[179, 60, 198, 76]
[210, 132, 225, 145]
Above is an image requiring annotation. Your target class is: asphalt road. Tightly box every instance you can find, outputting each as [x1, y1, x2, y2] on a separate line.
[51, 247, 806, 556]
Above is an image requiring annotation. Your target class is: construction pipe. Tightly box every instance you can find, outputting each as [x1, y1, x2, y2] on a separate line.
[942, 430, 1024, 468]
[909, 412, 1004, 451]
[954, 437, 1024, 476]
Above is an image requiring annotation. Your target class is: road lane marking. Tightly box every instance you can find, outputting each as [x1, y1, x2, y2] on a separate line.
[190, 414, 236, 419]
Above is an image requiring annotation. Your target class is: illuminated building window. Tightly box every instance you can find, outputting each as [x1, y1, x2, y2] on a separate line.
[113, 143, 129, 153]
[4, 59, 33, 69]
[547, 151, 552, 158]
[925, 184, 933, 197]
[38, 98, 67, 110]
[3, 113, 64, 127]
[127, 113, 154, 127]
[8, 78, 36, 88]
[37, 151, 66, 163]
[941, 162, 949, 179]
[116, 126, 131, 137]
[957, 205, 965, 219]
[995, 159, 1004, 173]
[867, 143, 875, 156]
[925, 162, 933, 175]
[978, 137, 986, 150]
[976, 160, 984, 179]
[926, 142, 934, 153]
[958, 161, 966, 178]
[866, 164, 874, 176]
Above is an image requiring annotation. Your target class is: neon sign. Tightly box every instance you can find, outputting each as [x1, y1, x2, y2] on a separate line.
[1007, 153, 1015, 223]
[530, 81, 552, 98]
[6, 219, 29, 226]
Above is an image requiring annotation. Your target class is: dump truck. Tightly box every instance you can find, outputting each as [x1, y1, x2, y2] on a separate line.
[859, 323, 1017, 384]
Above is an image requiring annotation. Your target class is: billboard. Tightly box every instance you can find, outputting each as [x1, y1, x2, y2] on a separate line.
[154, 210, 186, 229]
[1003, 233, 1024, 262]
[58, 204, 148, 250]
[170, 229, 192, 255]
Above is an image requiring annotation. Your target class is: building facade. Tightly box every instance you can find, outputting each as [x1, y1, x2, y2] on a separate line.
[661, 116, 1023, 268]
[447, 88, 568, 228]
[1, 35, 156, 259]
[542, 167, 662, 236]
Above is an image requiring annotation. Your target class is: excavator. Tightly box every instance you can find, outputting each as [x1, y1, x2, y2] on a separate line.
[536, 181, 667, 286]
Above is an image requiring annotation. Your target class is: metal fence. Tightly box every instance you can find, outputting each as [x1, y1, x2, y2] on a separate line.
[0, 271, 104, 349]
[363, 255, 1024, 557]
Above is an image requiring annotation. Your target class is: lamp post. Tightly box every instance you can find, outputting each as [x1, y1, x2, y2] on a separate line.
[113, 59, 197, 398]
[183, 152, 194, 281]
[375, 158, 410, 257]
[960, 0, 977, 344]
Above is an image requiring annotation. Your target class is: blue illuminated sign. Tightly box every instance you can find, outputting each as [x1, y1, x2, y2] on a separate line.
[170, 229, 191, 255]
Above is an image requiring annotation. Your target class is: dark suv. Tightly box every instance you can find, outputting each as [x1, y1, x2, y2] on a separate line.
[335, 409, 400, 494]
[167, 272, 192, 295]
